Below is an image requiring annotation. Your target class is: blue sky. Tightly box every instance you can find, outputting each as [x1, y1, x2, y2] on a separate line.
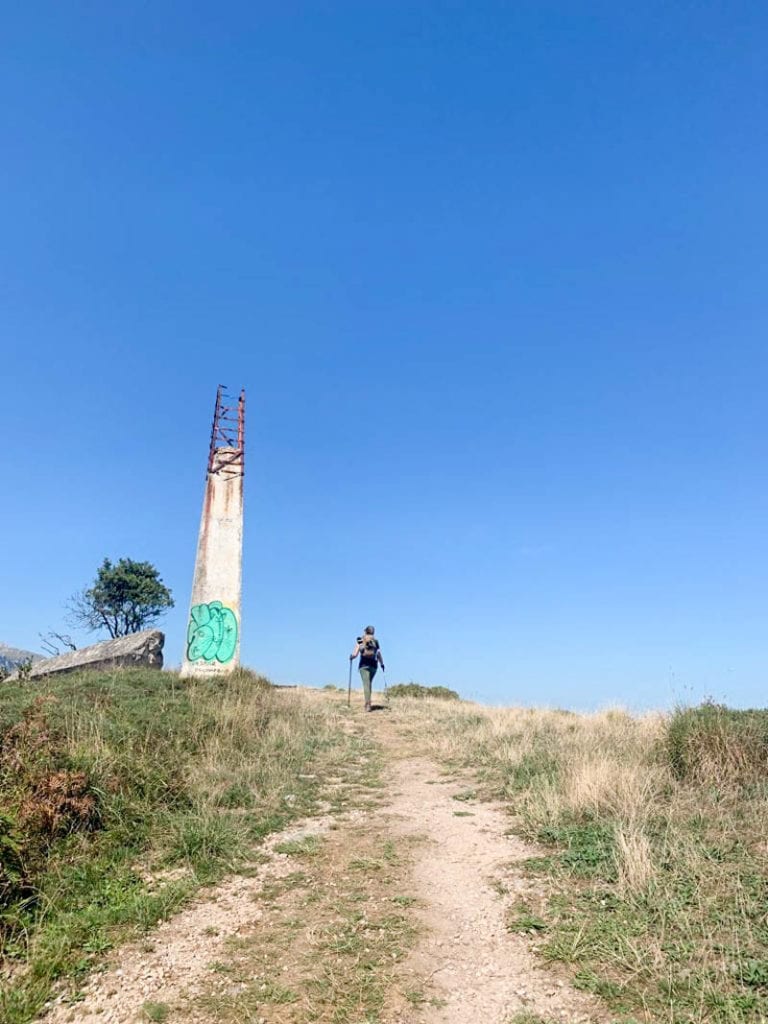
[2, 2, 767, 709]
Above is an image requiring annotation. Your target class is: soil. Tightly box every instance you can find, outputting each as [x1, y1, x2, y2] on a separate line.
[38, 696, 606, 1024]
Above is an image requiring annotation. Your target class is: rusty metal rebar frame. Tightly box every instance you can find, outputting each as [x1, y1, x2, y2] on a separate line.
[207, 385, 245, 478]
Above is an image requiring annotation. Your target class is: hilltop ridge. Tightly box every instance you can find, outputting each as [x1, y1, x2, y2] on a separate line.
[0, 641, 41, 673]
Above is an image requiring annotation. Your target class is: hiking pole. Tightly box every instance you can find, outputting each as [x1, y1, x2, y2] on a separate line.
[347, 658, 353, 708]
[381, 667, 389, 707]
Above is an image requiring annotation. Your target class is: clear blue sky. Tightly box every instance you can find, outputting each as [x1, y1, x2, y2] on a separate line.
[2, 2, 766, 709]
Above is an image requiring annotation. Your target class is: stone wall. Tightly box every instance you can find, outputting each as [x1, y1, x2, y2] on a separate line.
[11, 630, 164, 680]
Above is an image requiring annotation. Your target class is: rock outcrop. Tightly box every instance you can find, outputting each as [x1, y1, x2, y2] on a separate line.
[10, 630, 164, 680]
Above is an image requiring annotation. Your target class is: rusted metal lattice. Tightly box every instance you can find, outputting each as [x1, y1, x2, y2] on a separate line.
[207, 385, 245, 478]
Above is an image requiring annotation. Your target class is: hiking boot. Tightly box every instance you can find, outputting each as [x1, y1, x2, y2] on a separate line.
[364, 702, 372, 712]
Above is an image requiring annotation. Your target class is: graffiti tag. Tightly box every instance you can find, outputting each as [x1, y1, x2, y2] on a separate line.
[186, 601, 238, 664]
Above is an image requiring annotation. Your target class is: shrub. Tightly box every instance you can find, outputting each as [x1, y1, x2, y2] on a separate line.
[666, 702, 768, 787]
[387, 683, 460, 701]
[0, 697, 102, 896]
[0, 811, 27, 911]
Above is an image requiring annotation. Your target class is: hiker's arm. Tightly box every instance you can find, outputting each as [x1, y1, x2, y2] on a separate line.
[349, 642, 360, 661]
[377, 649, 385, 670]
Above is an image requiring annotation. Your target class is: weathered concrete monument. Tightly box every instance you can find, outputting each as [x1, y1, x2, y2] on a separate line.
[180, 386, 245, 678]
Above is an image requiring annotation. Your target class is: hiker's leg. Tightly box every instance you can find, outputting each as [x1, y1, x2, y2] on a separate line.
[359, 666, 372, 707]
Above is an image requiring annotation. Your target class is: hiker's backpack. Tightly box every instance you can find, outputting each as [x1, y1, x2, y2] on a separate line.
[359, 635, 378, 660]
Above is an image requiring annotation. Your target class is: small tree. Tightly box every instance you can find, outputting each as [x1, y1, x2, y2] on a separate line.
[69, 558, 174, 638]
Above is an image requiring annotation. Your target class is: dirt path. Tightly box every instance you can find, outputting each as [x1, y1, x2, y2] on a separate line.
[40, 696, 604, 1024]
[379, 752, 600, 1023]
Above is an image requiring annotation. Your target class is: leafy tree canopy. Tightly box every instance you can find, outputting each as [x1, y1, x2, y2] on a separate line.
[70, 558, 174, 639]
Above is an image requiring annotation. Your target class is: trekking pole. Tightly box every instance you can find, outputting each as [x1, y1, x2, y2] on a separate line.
[381, 667, 389, 707]
[347, 658, 353, 708]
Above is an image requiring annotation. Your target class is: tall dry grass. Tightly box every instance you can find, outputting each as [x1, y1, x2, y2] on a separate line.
[400, 700, 666, 838]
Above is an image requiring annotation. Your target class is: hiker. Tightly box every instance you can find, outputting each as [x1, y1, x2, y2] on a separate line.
[350, 625, 385, 712]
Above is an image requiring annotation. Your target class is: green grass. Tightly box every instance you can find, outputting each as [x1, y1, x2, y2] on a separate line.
[507, 750, 560, 792]
[391, 894, 417, 907]
[533, 785, 768, 1022]
[666, 702, 768, 786]
[274, 835, 322, 857]
[507, 1015, 558, 1024]
[507, 902, 548, 933]
[0, 666, 358, 1023]
[141, 1001, 171, 1022]
[387, 682, 460, 701]
[452, 788, 477, 802]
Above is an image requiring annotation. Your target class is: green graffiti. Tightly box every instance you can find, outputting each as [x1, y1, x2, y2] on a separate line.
[186, 601, 238, 664]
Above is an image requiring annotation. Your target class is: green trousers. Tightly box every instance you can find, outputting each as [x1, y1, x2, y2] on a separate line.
[359, 664, 377, 704]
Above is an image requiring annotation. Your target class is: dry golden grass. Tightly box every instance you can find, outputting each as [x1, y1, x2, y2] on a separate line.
[613, 825, 654, 897]
[397, 699, 667, 825]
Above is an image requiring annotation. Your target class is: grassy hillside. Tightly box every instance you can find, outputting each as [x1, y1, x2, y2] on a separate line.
[4, 671, 765, 1024]
[0, 668, 362, 1023]
[395, 698, 768, 1024]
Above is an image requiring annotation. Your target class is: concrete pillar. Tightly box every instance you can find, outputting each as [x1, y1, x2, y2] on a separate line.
[181, 392, 245, 678]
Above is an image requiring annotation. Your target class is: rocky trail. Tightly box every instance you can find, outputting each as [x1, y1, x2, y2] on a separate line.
[41, 694, 605, 1024]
